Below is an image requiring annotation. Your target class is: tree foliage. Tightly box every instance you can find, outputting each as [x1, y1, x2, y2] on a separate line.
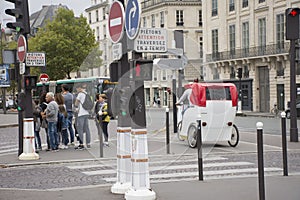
[29, 8, 101, 80]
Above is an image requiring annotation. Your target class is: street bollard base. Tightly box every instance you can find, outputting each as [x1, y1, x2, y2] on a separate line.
[111, 182, 131, 194]
[18, 152, 39, 160]
[125, 188, 156, 200]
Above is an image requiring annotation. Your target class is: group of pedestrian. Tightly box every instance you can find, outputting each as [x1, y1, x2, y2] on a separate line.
[32, 83, 111, 152]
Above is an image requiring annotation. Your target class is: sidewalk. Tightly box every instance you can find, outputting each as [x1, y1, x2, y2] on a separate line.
[1, 112, 300, 200]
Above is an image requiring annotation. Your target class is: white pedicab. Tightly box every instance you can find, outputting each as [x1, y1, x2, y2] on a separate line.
[177, 83, 239, 148]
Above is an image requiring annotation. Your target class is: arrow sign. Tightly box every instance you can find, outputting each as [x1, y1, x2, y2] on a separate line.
[108, 1, 125, 43]
[125, 0, 141, 40]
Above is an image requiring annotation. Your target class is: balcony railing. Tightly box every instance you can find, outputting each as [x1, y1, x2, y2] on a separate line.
[141, 0, 201, 9]
[206, 42, 290, 62]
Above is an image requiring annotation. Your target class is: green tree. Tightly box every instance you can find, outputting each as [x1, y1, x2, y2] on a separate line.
[29, 8, 101, 80]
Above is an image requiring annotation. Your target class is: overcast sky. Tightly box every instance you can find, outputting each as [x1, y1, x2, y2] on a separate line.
[1, 0, 91, 26]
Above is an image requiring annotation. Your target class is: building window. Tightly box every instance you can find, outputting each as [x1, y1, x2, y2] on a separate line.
[212, 29, 219, 59]
[276, 14, 284, 53]
[176, 10, 184, 26]
[198, 10, 202, 26]
[243, 65, 249, 78]
[199, 37, 203, 58]
[242, 0, 248, 8]
[143, 17, 147, 28]
[259, 0, 265, 3]
[88, 13, 92, 24]
[102, 8, 106, 20]
[96, 10, 99, 22]
[229, 0, 235, 12]
[230, 66, 235, 79]
[161, 70, 167, 81]
[242, 22, 249, 56]
[213, 67, 219, 80]
[96, 26, 100, 41]
[160, 11, 164, 28]
[277, 61, 284, 76]
[212, 0, 218, 16]
[258, 18, 266, 55]
[229, 25, 236, 56]
[151, 14, 155, 28]
[103, 25, 106, 38]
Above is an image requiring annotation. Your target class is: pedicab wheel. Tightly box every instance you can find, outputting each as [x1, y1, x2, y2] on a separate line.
[187, 124, 197, 148]
[228, 124, 239, 147]
[177, 121, 185, 141]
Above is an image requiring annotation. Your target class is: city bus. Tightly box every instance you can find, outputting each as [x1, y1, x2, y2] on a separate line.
[33, 77, 117, 102]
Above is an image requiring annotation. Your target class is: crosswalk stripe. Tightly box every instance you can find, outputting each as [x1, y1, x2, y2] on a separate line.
[66, 156, 227, 170]
[75, 161, 253, 176]
[103, 167, 282, 182]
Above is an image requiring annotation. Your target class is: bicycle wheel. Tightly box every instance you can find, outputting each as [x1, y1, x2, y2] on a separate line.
[228, 124, 239, 147]
[187, 124, 197, 148]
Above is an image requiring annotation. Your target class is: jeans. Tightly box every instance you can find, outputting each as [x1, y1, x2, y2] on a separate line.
[34, 130, 42, 149]
[76, 115, 90, 145]
[48, 121, 58, 150]
[67, 111, 74, 143]
[61, 129, 69, 145]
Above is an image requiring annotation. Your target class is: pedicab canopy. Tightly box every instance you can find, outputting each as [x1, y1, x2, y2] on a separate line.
[189, 83, 238, 107]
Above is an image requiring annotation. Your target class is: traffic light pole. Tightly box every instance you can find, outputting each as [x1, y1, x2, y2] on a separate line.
[289, 39, 299, 142]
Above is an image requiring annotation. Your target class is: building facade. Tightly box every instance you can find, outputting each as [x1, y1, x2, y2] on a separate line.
[202, 0, 300, 112]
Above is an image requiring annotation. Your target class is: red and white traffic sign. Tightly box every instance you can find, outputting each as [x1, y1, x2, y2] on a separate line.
[17, 35, 27, 63]
[108, 1, 125, 43]
[39, 73, 49, 83]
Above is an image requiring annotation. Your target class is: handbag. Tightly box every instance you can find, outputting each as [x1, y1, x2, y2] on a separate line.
[41, 119, 48, 128]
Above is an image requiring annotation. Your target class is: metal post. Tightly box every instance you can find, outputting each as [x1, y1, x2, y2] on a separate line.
[97, 120, 103, 158]
[172, 71, 177, 133]
[289, 39, 299, 142]
[281, 112, 288, 176]
[256, 122, 265, 200]
[197, 120, 203, 181]
[166, 108, 170, 154]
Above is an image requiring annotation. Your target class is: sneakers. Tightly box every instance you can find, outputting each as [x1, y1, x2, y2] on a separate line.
[75, 145, 84, 150]
[86, 144, 91, 149]
[69, 142, 75, 146]
[103, 142, 109, 147]
[60, 145, 68, 149]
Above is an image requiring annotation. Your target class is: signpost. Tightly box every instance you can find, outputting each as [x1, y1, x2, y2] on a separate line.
[125, 0, 141, 40]
[108, 1, 125, 43]
[17, 35, 26, 63]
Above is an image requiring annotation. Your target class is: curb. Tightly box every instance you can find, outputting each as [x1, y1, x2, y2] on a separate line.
[0, 124, 18, 128]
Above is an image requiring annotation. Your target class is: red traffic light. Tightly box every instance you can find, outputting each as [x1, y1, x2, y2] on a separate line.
[289, 9, 298, 17]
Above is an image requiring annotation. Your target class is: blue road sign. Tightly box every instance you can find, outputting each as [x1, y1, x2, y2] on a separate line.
[0, 64, 10, 87]
[125, 0, 141, 40]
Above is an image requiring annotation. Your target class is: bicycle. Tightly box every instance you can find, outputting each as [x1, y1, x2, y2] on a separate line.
[271, 103, 279, 117]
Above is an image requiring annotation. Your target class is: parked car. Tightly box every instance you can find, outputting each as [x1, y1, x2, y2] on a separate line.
[285, 101, 300, 119]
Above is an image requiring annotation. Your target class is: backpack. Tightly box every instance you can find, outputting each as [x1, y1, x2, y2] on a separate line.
[81, 92, 94, 111]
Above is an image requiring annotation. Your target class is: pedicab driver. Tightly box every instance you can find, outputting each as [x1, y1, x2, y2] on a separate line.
[176, 78, 199, 106]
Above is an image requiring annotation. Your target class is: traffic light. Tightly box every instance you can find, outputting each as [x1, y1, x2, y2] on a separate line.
[237, 68, 242, 79]
[17, 92, 26, 111]
[133, 60, 153, 81]
[109, 62, 119, 82]
[23, 75, 37, 90]
[286, 8, 300, 40]
[119, 86, 131, 117]
[5, 0, 30, 34]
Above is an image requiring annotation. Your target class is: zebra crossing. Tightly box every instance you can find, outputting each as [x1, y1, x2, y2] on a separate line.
[65, 154, 283, 185]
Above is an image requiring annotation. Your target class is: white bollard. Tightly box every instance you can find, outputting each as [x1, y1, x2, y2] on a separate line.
[19, 118, 39, 160]
[125, 128, 156, 200]
[111, 127, 132, 194]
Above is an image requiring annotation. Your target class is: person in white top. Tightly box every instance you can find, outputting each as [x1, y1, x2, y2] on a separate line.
[176, 78, 199, 106]
[74, 84, 91, 150]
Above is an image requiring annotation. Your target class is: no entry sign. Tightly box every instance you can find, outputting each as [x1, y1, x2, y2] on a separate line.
[108, 1, 125, 43]
[17, 35, 27, 63]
